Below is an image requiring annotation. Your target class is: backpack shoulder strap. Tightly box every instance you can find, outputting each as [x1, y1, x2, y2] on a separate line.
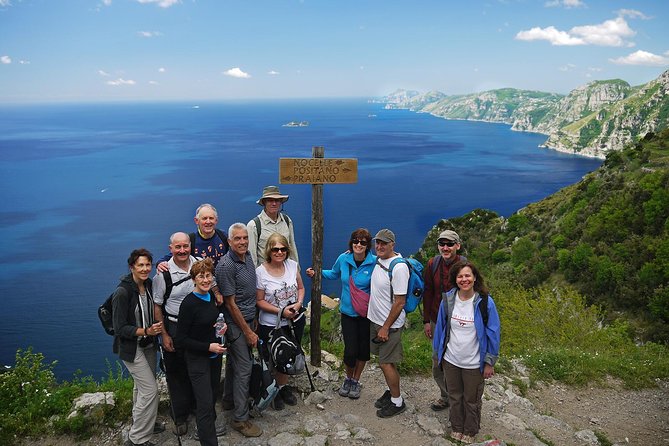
[189, 232, 196, 255]
[479, 293, 489, 327]
[253, 216, 262, 243]
[282, 213, 291, 228]
[430, 255, 441, 276]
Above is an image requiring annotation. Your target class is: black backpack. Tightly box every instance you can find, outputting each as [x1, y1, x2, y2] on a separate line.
[98, 282, 133, 336]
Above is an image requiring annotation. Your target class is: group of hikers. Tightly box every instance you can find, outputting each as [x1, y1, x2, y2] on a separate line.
[110, 185, 501, 446]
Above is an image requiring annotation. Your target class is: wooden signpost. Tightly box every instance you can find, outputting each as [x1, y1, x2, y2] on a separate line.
[279, 147, 358, 366]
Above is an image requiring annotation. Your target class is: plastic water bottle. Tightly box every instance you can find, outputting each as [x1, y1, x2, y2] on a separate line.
[215, 313, 226, 340]
[214, 313, 227, 358]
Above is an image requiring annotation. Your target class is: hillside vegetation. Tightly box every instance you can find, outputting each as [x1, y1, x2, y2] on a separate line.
[417, 128, 669, 342]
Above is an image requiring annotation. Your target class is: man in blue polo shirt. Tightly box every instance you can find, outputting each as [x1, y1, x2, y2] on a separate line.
[215, 223, 262, 438]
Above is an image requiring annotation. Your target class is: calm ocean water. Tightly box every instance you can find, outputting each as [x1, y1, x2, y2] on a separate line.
[0, 99, 601, 379]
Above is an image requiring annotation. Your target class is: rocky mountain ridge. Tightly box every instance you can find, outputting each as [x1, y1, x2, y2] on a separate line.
[382, 69, 669, 158]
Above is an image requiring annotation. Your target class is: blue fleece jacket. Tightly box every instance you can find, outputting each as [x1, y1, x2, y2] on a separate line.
[322, 251, 376, 318]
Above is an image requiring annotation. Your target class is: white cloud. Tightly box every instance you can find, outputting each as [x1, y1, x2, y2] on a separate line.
[223, 67, 251, 79]
[609, 50, 669, 66]
[268, 70, 280, 75]
[149, 80, 159, 85]
[617, 9, 651, 20]
[516, 17, 635, 47]
[98, 69, 111, 76]
[0, 0, 12, 7]
[19, 60, 30, 65]
[102, 0, 112, 5]
[545, 0, 585, 8]
[1, 56, 11, 64]
[588, 66, 602, 72]
[559, 63, 576, 71]
[106, 78, 136, 86]
[516, 26, 584, 46]
[137, 31, 162, 38]
[136, 0, 180, 8]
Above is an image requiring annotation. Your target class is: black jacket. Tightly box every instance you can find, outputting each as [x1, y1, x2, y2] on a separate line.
[112, 273, 155, 362]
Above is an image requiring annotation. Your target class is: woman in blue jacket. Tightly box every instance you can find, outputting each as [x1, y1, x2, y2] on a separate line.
[432, 261, 501, 445]
[306, 228, 376, 400]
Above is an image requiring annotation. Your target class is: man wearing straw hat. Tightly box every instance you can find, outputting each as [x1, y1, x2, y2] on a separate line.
[247, 185, 299, 267]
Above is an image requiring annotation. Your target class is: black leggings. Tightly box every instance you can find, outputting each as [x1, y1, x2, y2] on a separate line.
[340, 313, 371, 368]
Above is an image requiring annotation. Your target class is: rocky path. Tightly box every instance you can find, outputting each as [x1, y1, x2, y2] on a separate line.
[28, 355, 669, 446]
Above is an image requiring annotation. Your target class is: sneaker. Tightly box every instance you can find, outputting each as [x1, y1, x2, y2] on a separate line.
[376, 401, 406, 418]
[232, 419, 263, 438]
[347, 381, 362, 399]
[152, 422, 165, 434]
[271, 392, 285, 411]
[430, 398, 449, 411]
[124, 441, 155, 446]
[194, 425, 227, 440]
[374, 389, 392, 408]
[279, 386, 297, 406]
[174, 421, 188, 436]
[460, 434, 475, 444]
[338, 378, 351, 397]
[450, 431, 463, 442]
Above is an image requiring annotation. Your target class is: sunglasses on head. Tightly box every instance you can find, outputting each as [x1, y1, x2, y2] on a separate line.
[438, 240, 457, 247]
[351, 239, 368, 246]
[271, 247, 288, 253]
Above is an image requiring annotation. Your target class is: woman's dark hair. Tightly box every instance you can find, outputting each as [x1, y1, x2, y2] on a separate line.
[348, 228, 372, 254]
[190, 258, 214, 279]
[449, 260, 489, 296]
[127, 248, 153, 267]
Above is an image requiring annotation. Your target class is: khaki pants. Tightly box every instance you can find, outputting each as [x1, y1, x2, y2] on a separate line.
[123, 346, 159, 445]
[443, 361, 484, 436]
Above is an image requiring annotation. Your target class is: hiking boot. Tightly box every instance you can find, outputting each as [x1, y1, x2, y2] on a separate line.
[338, 378, 351, 397]
[430, 398, 449, 411]
[348, 381, 362, 399]
[460, 434, 475, 444]
[279, 386, 297, 406]
[374, 389, 392, 408]
[272, 392, 285, 410]
[174, 421, 188, 436]
[232, 419, 263, 437]
[152, 422, 165, 434]
[376, 400, 406, 418]
[450, 432, 463, 442]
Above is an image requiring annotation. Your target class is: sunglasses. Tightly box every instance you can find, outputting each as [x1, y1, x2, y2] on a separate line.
[438, 240, 457, 247]
[351, 239, 368, 246]
[271, 247, 288, 253]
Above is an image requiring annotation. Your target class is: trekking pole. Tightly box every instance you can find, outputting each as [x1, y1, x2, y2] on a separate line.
[289, 316, 316, 392]
[158, 340, 183, 446]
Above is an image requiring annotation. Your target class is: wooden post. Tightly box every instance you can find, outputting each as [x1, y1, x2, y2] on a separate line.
[310, 146, 324, 366]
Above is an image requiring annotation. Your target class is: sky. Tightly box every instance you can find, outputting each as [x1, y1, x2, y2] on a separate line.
[1, 0, 668, 103]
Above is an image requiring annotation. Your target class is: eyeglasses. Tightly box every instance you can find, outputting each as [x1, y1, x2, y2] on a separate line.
[271, 247, 288, 253]
[438, 240, 457, 247]
[351, 239, 368, 246]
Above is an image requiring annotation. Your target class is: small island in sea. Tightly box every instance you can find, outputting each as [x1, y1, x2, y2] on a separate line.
[282, 120, 310, 127]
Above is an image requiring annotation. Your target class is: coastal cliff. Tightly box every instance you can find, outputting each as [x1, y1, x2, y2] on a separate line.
[382, 69, 669, 158]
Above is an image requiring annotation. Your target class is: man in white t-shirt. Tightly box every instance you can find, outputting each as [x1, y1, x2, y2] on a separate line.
[367, 228, 410, 418]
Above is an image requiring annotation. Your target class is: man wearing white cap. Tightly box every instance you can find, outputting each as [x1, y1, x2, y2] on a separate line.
[247, 185, 299, 267]
[367, 228, 409, 418]
[423, 229, 465, 412]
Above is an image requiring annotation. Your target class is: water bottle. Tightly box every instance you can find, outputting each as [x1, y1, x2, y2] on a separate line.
[215, 313, 227, 340]
[213, 313, 227, 358]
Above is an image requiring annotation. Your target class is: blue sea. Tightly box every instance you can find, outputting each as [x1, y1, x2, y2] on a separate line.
[0, 99, 601, 380]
